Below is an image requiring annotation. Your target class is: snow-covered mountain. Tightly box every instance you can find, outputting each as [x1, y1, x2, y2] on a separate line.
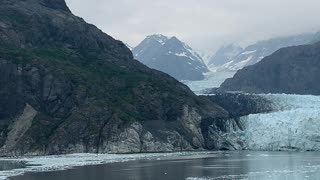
[219, 40, 320, 95]
[208, 44, 243, 68]
[210, 33, 315, 72]
[197, 51, 212, 64]
[132, 34, 209, 81]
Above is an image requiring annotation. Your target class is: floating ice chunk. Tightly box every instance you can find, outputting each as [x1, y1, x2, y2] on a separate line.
[0, 152, 212, 180]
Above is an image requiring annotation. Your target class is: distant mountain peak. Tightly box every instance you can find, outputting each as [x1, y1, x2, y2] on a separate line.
[146, 34, 168, 39]
[208, 44, 243, 67]
[209, 33, 315, 71]
[145, 34, 169, 45]
[169, 36, 180, 41]
[133, 35, 209, 80]
[219, 42, 320, 95]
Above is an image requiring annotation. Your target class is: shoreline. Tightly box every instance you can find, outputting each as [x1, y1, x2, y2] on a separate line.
[5, 151, 320, 180]
[0, 151, 217, 180]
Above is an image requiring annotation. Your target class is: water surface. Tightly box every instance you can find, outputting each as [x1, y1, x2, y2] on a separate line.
[10, 151, 320, 180]
[0, 161, 26, 171]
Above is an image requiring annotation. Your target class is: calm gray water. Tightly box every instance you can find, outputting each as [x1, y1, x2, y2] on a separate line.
[10, 151, 320, 180]
[0, 160, 26, 171]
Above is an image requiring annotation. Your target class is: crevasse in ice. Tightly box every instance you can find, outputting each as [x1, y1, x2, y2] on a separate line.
[236, 94, 320, 151]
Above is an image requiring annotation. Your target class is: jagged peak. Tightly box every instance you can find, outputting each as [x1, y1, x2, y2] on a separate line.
[165, 36, 185, 47]
[32, 0, 71, 12]
[169, 36, 179, 41]
[146, 34, 169, 39]
[144, 34, 169, 45]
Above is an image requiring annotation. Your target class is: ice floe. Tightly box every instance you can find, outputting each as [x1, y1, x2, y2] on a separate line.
[0, 152, 212, 180]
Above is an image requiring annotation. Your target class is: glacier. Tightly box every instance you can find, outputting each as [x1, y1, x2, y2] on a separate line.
[1, 94, 319, 179]
[183, 72, 320, 152]
[183, 71, 236, 93]
[224, 94, 320, 151]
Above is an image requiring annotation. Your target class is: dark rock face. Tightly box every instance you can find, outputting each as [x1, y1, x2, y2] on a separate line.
[0, 0, 274, 156]
[2, 0, 71, 12]
[219, 42, 320, 95]
[205, 93, 273, 118]
[201, 93, 273, 151]
[39, 0, 71, 12]
[0, 0, 236, 156]
[0, 56, 229, 155]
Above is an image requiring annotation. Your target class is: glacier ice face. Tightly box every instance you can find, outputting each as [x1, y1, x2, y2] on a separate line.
[228, 94, 320, 151]
[183, 71, 236, 94]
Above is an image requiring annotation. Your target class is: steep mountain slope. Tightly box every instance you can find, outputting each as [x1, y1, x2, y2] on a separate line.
[311, 31, 320, 44]
[133, 35, 209, 81]
[0, 0, 235, 156]
[198, 52, 212, 64]
[208, 44, 243, 67]
[212, 34, 315, 71]
[125, 43, 133, 51]
[219, 42, 320, 95]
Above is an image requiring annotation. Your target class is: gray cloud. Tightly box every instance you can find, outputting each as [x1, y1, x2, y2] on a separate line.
[66, 0, 320, 54]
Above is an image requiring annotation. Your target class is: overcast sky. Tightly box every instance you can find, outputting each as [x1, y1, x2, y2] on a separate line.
[65, 0, 320, 54]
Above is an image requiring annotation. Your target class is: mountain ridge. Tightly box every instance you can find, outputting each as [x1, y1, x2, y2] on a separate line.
[208, 44, 243, 67]
[133, 34, 209, 81]
[219, 42, 320, 95]
[209, 33, 315, 71]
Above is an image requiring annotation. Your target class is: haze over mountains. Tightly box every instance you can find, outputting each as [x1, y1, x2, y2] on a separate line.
[129, 31, 320, 95]
[133, 35, 209, 81]
[208, 44, 243, 67]
[219, 41, 320, 95]
[130, 32, 320, 82]
[208, 33, 316, 72]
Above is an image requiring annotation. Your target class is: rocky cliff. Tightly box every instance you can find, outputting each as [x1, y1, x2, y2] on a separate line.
[0, 0, 273, 156]
[202, 93, 273, 150]
[0, 0, 234, 156]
